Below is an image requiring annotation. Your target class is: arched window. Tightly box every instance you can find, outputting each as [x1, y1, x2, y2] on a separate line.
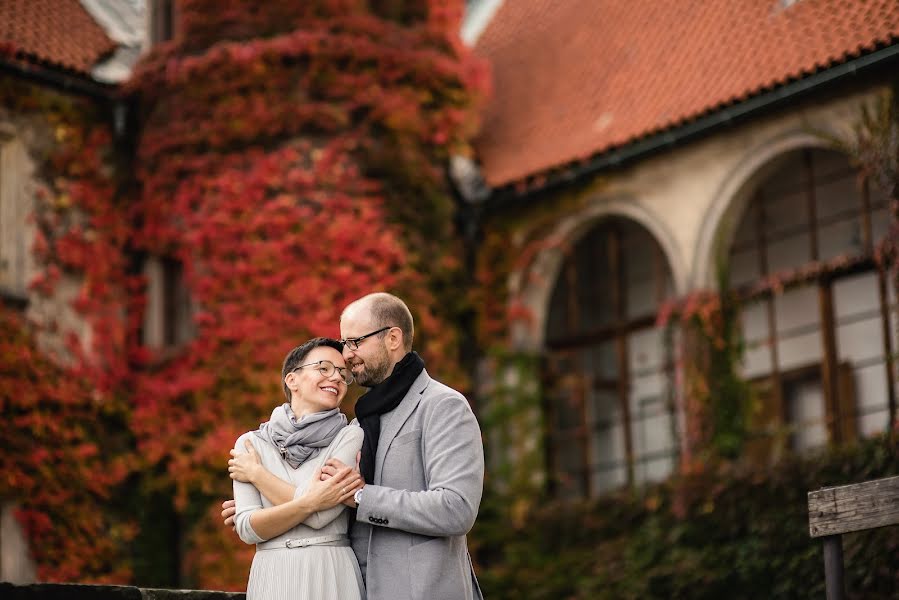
[728, 148, 894, 457]
[543, 218, 676, 498]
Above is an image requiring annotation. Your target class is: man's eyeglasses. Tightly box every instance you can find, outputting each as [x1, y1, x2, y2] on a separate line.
[293, 360, 354, 385]
[340, 326, 396, 351]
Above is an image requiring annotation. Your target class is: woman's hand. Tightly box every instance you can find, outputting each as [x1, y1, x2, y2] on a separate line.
[229, 440, 263, 483]
[302, 465, 363, 512]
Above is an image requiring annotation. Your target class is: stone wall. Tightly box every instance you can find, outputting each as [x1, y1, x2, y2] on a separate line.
[0, 503, 36, 584]
[0, 583, 245, 600]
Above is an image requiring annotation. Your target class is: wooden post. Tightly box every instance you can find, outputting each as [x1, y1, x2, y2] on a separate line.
[821, 536, 845, 600]
[808, 475, 899, 598]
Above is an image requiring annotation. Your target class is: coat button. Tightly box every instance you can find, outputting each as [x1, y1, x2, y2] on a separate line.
[368, 516, 375, 523]
[383, 519, 389, 525]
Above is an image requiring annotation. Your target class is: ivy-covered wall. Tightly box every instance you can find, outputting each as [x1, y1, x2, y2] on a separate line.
[2, 0, 488, 589]
[0, 76, 136, 583]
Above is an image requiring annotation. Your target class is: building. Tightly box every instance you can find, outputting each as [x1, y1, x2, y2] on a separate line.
[0, 0, 166, 583]
[463, 0, 899, 499]
[3, 0, 899, 588]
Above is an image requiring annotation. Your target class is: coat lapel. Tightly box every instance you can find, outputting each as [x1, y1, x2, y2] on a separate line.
[373, 369, 430, 484]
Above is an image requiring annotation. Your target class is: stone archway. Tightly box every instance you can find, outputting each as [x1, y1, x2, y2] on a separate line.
[510, 197, 687, 352]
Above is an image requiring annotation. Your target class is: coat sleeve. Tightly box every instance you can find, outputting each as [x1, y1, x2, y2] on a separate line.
[295, 424, 364, 530]
[355, 393, 484, 537]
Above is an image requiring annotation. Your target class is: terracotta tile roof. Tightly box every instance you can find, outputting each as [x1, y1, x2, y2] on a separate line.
[472, 0, 899, 188]
[0, 0, 116, 77]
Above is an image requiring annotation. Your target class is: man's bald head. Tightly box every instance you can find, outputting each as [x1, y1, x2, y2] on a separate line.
[342, 292, 414, 352]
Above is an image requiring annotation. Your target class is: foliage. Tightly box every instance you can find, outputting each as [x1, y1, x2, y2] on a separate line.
[123, 0, 486, 589]
[473, 434, 899, 600]
[658, 263, 752, 464]
[832, 83, 898, 206]
[3, 0, 487, 588]
[0, 78, 137, 583]
[472, 178, 606, 349]
[0, 309, 135, 583]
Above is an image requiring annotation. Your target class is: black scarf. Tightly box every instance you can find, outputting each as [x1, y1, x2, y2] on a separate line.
[355, 351, 425, 484]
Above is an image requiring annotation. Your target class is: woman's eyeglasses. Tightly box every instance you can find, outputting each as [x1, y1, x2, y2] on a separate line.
[293, 360, 354, 385]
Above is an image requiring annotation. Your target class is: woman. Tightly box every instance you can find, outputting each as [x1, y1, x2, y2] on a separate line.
[231, 337, 364, 600]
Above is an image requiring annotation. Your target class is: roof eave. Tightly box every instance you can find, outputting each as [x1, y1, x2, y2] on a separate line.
[483, 40, 899, 212]
[1, 55, 118, 100]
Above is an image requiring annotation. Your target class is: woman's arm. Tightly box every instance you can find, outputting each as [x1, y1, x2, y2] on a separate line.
[232, 434, 363, 542]
[229, 439, 295, 506]
[244, 467, 359, 540]
[300, 425, 364, 530]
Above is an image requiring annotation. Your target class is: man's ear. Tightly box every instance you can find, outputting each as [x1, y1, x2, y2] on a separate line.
[387, 327, 404, 352]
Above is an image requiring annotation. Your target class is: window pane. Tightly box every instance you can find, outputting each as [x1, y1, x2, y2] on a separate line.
[836, 317, 884, 364]
[853, 362, 888, 424]
[729, 247, 760, 288]
[815, 173, 859, 221]
[767, 232, 811, 273]
[588, 389, 627, 495]
[786, 379, 826, 452]
[774, 286, 819, 331]
[628, 327, 675, 486]
[623, 223, 669, 319]
[833, 272, 879, 317]
[818, 218, 863, 261]
[741, 301, 772, 380]
[763, 189, 808, 238]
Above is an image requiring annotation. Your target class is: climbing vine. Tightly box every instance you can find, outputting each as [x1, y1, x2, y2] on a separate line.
[126, 0, 487, 588]
[0, 77, 136, 582]
[3, 0, 487, 589]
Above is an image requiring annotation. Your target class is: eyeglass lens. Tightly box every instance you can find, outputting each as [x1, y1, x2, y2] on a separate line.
[317, 361, 353, 385]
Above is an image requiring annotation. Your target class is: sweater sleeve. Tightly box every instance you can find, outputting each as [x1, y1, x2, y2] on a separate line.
[232, 433, 266, 544]
[295, 424, 364, 530]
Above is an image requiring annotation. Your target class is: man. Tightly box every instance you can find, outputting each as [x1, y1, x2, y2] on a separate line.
[223, 292, 485, 599]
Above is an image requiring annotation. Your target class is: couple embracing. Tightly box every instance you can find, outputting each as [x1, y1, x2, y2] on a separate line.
[222, 292, 485, 600]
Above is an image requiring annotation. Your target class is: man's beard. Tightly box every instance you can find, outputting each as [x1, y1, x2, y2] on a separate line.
[355, 347, 390, 387]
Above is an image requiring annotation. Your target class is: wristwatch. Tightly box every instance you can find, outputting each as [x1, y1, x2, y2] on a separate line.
[353, 488, 363, 506]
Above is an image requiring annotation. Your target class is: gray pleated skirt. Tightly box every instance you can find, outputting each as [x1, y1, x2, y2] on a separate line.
[247, 546, 364, 600]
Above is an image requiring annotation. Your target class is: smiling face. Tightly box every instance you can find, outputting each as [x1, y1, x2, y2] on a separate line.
[284, 346, 349, 416]
[340, 310, 394, 387]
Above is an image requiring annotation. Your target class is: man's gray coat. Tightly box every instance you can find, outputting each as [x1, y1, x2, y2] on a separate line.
[351, 369, 484, 600]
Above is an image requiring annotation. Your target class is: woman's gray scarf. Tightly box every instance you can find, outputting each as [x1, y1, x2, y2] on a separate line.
[254, 404, 347, 469]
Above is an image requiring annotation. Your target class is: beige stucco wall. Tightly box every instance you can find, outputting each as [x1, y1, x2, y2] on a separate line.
[509, 85, 885, 351]
[1, 97, 95, 362]
[1, 503, 37, 584]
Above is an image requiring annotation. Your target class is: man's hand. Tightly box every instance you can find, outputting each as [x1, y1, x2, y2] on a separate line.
[322, 454, 364, 507]
[304, 466, 363, 511]
[221, 499, 236, 529]
[229, 440, 262, 483]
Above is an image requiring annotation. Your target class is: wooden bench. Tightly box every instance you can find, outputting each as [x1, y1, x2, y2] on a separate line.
[808, 475, 899, 600]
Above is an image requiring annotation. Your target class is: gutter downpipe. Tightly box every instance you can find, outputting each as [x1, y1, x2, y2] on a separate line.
[482, 42, 899, 212]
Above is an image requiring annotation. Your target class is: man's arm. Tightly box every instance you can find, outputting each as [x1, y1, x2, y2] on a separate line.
[333, 393, 484, 537]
